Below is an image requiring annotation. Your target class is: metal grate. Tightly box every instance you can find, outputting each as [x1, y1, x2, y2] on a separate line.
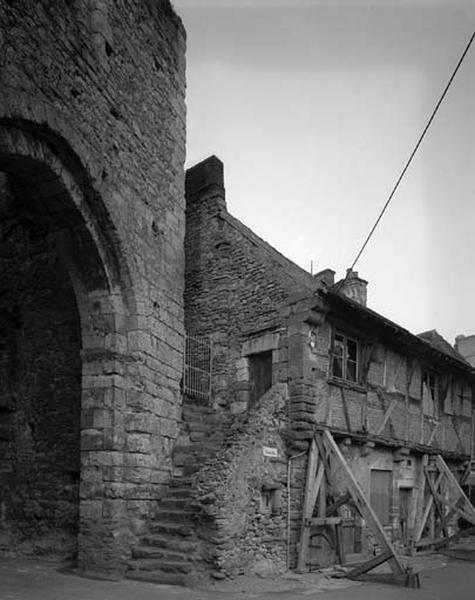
[183, 333, 212, 401]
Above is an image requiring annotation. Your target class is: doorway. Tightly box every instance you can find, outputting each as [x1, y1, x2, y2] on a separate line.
[249, 351, 272, 405]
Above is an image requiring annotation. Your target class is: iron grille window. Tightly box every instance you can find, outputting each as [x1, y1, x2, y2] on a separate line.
[331, 331, 359, 383]
[183, 333, 212, 401]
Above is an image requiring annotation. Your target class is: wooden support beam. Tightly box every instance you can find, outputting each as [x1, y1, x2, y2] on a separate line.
[413, 454, 429, 543]
[297, 437, 319, 572]
[308, 516, 343, 526]
[321, 429, 405, 575]
[347, 549, 393, 579]
[376, 398, 397, 435]
[335, 523, 346, 566]
[424, 467, 447, 537]
[318, 465, 327, 518]
[307, 462, 325, 520]
[327, 492, 352, 516]
[434, 498, 464, 538]
[415, 471, 443, 542]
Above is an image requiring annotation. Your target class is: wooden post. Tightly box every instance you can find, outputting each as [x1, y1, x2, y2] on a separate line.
[413, 454, 429, 543]
[297, 438, 319, 572]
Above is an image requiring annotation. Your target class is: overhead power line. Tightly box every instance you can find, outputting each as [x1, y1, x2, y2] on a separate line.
[347, 30, 475, 276]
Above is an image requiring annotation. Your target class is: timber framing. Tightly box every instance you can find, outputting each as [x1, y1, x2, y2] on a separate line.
[322, 291, 473, 377]
[284, 424, 471, 462]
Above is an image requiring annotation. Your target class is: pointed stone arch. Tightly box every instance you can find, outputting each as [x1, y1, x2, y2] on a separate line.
[0, 120, 140, 573]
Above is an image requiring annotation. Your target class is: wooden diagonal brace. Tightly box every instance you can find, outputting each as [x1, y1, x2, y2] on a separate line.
[415, 471, 443, 542]
[426, 421, 440, 446]
[376, 398, 397, 435]
[347, 549, 393, 579]
[435, 455, 475, 524]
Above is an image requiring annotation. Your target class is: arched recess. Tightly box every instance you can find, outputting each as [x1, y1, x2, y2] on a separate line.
[0, 120, 135, 571]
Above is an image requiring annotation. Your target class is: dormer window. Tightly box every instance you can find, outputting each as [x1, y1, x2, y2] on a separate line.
[331, 331, 359, 383]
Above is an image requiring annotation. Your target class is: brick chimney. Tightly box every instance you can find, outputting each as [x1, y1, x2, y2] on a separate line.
[340, 268, 368, 306]
[455, 334, 475, 367]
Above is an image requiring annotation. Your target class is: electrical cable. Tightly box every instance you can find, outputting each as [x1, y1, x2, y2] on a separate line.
[343, 30, 475, 283]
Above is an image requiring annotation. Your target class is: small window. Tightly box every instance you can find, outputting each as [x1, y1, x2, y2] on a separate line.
[331, 331, 359, 383]
[260, 488, 281, 515]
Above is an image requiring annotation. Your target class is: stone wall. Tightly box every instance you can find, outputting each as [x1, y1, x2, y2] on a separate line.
[0, 0, 186, 573]
[194, 383, 289, 577]
[184, 156, 317, 412]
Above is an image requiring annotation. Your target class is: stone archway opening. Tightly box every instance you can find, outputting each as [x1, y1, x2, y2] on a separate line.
[0, 123, 132, 568]
[0, 170, 82, 559]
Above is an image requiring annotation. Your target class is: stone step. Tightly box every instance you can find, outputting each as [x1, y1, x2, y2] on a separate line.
[156, 509, 197, 522]
[182, 464, 203, 475]
[169, 476, 194, 488]
[182, 417, 215, 427]
[149, 522, 195, 537]
[159, 498, 195, 510]
[141, 534, 199, 553]
[166, 487, 194, 499]
[132, 545, 189, 562]
[130, 558, 194, 574]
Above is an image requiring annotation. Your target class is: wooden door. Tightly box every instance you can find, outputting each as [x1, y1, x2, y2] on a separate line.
[370, 469, 392, 526]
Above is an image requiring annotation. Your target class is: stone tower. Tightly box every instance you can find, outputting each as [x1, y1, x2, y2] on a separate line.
[0, 0, 186, 575]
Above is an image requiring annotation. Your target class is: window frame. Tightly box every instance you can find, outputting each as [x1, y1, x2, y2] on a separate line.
[330, 330, 360, 384]
[452, 379, 472, 417]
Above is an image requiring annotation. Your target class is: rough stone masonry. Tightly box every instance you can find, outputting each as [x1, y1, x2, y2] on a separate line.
[0, 0, 186, 575]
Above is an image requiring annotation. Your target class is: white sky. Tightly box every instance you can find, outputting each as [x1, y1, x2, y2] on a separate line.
[173, 0, 475, 345]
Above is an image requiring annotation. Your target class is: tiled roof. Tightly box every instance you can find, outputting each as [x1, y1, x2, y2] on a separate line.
[417, 329, 471, 366]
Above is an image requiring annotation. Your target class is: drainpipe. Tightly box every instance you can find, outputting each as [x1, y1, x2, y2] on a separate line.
[287, 450, 306, 569]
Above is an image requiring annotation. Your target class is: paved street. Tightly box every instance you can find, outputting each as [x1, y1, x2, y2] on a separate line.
[0, 556, 474, 600]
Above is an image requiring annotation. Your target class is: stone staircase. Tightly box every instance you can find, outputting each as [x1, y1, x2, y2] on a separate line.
[127, 398, 228, 585]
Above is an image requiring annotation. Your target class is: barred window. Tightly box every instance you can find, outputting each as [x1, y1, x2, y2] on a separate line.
[183, 334, 212, 401]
